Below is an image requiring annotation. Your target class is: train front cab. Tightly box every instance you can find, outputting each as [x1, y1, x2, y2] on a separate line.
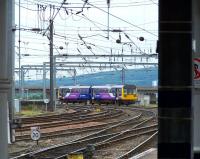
[58, 86, 70, 104]
[111, 85, 138, 105]
[122, 85, 138, 105]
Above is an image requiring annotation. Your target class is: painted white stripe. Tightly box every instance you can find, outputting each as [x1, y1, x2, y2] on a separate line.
[130, 148, 156, 159]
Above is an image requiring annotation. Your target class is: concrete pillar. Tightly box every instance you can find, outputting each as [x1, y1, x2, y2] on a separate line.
[158, 0, 192, 158]
[7, 0, 15, 143]
[0, 0, 11, 158]
[193, 0, 200, 158]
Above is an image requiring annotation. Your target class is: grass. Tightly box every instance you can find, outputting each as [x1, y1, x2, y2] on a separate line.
[16, 104, 44, 117]
[19, 110, 43, 117]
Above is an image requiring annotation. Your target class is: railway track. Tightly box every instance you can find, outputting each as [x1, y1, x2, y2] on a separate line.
[11, 113, 157, 159]
[71, 125, 157, 159]
[116, 131, 158, 159]
[20, 109, 90, 124]
[19, 105, 104, 124]
[10, 105, 157, 158]
[16, 109, 123, 133]
[19, 106, 97, 124]
[16, 119, 122, 142]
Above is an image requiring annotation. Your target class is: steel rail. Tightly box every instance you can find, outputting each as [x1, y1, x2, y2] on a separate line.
[20, 109, 90, 124]
[15, 111, 125, 141]
[55, 124, 158, 159]
[16, 110, 123, 132]
[11, 114, 142, 159]
[117, 131, 158, 159]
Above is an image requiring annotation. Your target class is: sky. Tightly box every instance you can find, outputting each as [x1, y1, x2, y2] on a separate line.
[14, 0, 158, 80]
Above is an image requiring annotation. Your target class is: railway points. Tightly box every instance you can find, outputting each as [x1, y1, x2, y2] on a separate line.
[9, 105, 157, 159]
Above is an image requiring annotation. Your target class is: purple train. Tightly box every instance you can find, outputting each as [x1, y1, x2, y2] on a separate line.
[58, 86, 92, 104]
[58, 84, 138, 105]
[91, 85, 116, 105]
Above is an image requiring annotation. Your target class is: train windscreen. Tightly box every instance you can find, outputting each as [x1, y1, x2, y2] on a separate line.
[80, 88, 90, 93]
[93, 88, 109, 94]
[124, 88, 136, 95]
[71, 89, 79, 93]
[60, 88, 70, 96]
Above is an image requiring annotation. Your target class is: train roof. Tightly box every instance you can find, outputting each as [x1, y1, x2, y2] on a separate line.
[111, 84, 137, 89]
[91, 85, 112, 89]
[59, 84, 136, 89]
[111, 85, 124, 88]
[124, 84, 137, 89]
[59, 85, 91, 89]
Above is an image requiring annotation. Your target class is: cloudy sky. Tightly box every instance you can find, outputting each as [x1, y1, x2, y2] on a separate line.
[14, 0, 158, 80]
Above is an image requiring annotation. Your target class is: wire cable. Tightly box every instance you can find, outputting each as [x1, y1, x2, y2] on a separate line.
[81, 0, 157, 37]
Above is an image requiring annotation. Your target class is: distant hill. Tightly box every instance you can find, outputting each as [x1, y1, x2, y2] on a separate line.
[16, 67, 158, 87]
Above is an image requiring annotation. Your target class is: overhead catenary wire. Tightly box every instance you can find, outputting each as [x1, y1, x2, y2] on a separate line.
[16, 4, 157, 42]
[149, 0, 158, 5]
[42, 0, 66, 36]
[16, 20, 156, 51]
[17, 0, 158, 37]
[21, 0, 158, 7]
[16, 34, 156, 56]
[25, 0, 154, 4]
[80, 0, 158, 37]
[16, 0, 158, 75]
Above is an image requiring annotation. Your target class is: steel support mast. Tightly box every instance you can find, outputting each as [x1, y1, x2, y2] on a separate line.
[49, 19, 55, 111]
